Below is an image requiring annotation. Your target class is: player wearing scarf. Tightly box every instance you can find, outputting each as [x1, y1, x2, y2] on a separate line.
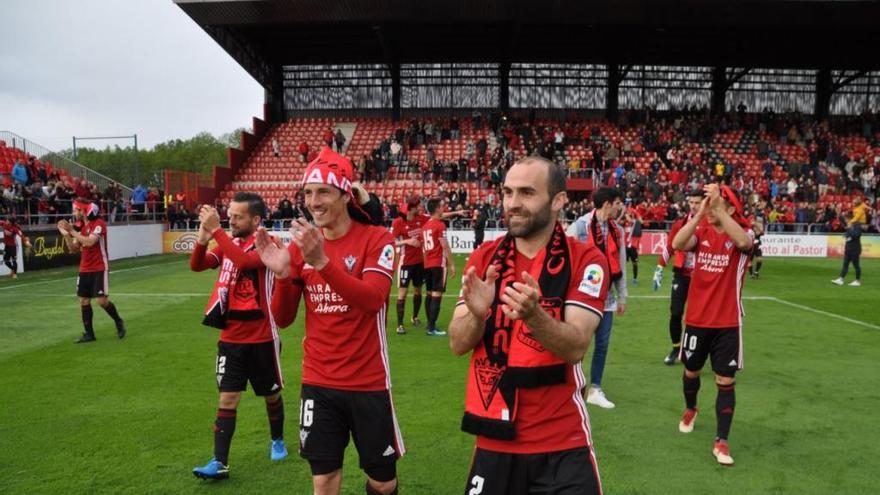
[450, 157, 610, 495]
[190, 192, 288, 480]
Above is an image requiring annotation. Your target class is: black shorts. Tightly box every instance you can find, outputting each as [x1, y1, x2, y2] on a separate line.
[3, 248, 15, 262]
[680, 326, 742, 377]
[626, 246, 639, 262]
[216, 340, 283, 396]
[670, 273, 690, 317]
[397, 263, 425, 289]
[424, 266, 447, 293]
[752, 248, 763, 258]
[298, 384, 405, 471]
[465, 447, 601, 495]
[77, 271, 108, 298]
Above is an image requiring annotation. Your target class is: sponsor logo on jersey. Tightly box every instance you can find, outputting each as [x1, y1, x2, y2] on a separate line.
[578, 263, 604, 297]
[378, 244, 395, 270]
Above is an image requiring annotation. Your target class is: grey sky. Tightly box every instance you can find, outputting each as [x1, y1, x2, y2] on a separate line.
[0, 0, 263, 152]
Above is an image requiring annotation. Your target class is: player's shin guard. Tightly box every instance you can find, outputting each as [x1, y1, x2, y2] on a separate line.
[396, 299, 406, 327]
[683, 374, 700, 410]
[716, 382, 736, 440]
[265, 396, 284, 441]
[81, 305, 95, 336]
[214, 408, 237, 465]
[102, 301, 123, 323]
[412, 293, 422, 319]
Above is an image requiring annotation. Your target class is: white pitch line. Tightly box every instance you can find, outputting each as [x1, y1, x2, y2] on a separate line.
[0, 261, 182, 291]
[762, 296, 880, 331]
[439, 294, 879, 329]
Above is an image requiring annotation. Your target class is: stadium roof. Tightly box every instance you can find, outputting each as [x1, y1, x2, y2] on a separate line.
[177, 0, 880, 89]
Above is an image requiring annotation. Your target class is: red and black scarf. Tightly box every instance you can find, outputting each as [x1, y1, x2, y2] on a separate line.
[588, 213, 623, 282]
[202, 237, 264, 329]
[461, 222, 573, 440]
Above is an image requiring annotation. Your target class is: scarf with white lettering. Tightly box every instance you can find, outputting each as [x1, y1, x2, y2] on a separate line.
[202, 236, 264, 329]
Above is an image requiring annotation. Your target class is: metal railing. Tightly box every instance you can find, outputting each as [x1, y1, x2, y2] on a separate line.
[0, 131, 132, 194]
[1, 199, 166, 227]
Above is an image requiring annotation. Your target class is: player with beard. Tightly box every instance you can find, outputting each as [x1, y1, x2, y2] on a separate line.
[450, 157, 610, 494]
[256, 147, 403, 495]
[190, 192, 288, 480]
[672, 184, 753, 466]
[653, 189, 704, 365]
[57, 199, 126, 343]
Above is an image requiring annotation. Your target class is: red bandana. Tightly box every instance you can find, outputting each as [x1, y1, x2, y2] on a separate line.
[302, 147, 354, 199]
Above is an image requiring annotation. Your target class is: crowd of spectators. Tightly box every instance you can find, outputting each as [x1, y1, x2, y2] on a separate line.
[346, 107, 879, 233]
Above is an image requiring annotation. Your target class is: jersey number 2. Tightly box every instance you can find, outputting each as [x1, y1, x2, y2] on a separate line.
[468, 475, 485, 495]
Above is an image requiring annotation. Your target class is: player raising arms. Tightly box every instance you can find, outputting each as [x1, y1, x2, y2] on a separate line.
[450, 157, 610, 494]
[257, 147, 404, 495]
[57, 199, 126, 343]
[652, 189, 704, 365]
[189, 192, 288, 481]
[672, 183, 753, 466]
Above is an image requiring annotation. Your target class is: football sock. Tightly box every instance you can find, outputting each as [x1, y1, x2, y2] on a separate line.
[412, 293, 422, 319]
[632, 262, 638, 280]
[716, 382, 736, 440]
[8, 259, 17, 272]
[748, 264, 754, 275]
[81, 305, 94, 336]
[396, 299, 406, 327]
[683, 374, 700, 410]
[427, 296, 440, 329]
[214, 408, 237, 465]
[265, 396, 284, 441]
[102, 302, 122, 323]
[755, 261, 763, 274]
[670, 315, 682, 345]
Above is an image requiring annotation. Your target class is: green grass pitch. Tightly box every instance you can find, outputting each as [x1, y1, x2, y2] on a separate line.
[1, 253, 878, 494]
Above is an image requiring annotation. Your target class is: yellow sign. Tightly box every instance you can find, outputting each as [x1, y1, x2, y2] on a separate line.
[827, 234, 880, 259]
[163, 231, 216, 254]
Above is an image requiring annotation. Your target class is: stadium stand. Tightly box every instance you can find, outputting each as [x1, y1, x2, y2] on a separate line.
[211, 109, 879, 233]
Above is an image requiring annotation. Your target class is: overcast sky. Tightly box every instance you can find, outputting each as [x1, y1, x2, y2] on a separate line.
[0, 0, 264, 152]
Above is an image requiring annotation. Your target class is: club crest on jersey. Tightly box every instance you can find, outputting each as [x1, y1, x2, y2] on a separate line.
[578, 263, 604, 297]
[343, 255, 357, 273]
[724, 240, 733, 250]
[378, 244, 395, 270]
